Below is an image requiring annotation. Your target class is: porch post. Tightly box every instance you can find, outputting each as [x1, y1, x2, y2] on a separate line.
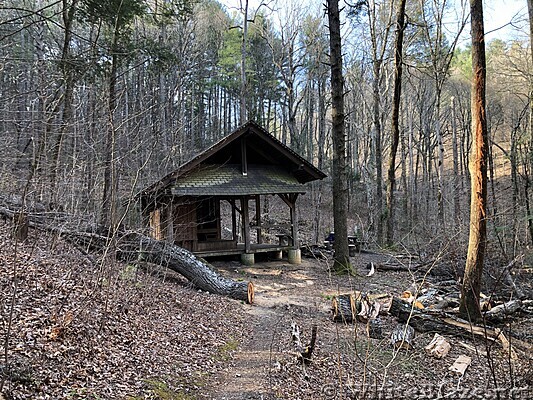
[166, 202, 174, 243]
[230, 199, 238, 241]
[289, 193, 299, 249]
[255, 195, 262, 244]
[241, 196, 254, 265]
[242, 196, 251, 253]
[278, 193, 301, 264]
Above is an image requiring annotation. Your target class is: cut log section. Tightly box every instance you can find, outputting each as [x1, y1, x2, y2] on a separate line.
[425, 333, 451, 358]
[449, 355, 471, 376]
[391, 324, 415, 350]
[357, 294, 381, 323]
[332, 294, 358, 323]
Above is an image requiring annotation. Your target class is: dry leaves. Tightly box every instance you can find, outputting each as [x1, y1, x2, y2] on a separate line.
[0, 225, 247, 399]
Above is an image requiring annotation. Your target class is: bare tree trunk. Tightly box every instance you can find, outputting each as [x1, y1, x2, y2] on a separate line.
[327, 0, 351, 273]
[372, 60, 384, 243]
[240, 0, 249, 124]
[385, 0, 406, 245]
[49, 0, 78, 204]
[451, 96, 460, 222]
[459, 0, 488, 322]
[317, 77, 326, 171]
[101, 26, 120, 229]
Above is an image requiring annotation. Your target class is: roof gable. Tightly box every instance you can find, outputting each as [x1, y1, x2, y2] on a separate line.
[141, 121, 327, 198]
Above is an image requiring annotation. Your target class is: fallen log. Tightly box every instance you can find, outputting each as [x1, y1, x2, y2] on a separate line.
[389, 296, 531, 357]
[366, 261, 429, 272]
[484, 299, 522, 322]
[0, 205, 254, 304]
[117, 232, 254, 304]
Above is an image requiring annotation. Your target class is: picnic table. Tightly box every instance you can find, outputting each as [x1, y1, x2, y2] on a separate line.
[324, 233, 366, 255]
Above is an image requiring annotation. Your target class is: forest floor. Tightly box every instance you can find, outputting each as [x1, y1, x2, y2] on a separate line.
[0, 222, 532, 399]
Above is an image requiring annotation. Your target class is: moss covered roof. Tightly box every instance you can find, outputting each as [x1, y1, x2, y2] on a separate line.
[171, 164, 305, 196]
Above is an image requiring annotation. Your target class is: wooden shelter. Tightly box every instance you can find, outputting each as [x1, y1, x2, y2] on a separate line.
[139, 121, 326, 265]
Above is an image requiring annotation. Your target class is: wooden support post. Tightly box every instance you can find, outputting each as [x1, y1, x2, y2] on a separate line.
[230, 199, 238, 241]
[242, 196, 251, 253]
[278, 193, 300, 249]
[255, 195, 262, 244]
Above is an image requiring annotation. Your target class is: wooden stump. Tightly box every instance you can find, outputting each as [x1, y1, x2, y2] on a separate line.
[332, 294, 358, 323]
[13, 211, 28, 241]
[291, 323, 318, 365]
[391, 324, 415, 350]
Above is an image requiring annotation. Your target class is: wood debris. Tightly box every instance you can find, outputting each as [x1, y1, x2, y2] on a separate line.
[448, 355, 471, 376]
[424, 333, 451, 358]
[291, 322, 317, 365]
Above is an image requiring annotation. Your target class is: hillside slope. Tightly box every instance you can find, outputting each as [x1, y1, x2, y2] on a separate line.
[0, 224, 248, 399]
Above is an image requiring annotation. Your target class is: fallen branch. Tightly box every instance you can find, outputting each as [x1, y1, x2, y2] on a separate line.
[366, 261, 429, 272]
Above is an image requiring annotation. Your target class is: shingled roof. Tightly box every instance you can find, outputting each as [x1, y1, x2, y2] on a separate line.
[141, 121, 327, 199]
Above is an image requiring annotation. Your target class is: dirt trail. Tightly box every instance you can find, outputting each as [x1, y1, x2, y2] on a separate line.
[204, 259, 353, 399]
[208, 306, 279, 400]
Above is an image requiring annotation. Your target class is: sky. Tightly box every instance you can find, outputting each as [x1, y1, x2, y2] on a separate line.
[219, 0, 530, 46]
[469, 0, 528, 44]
